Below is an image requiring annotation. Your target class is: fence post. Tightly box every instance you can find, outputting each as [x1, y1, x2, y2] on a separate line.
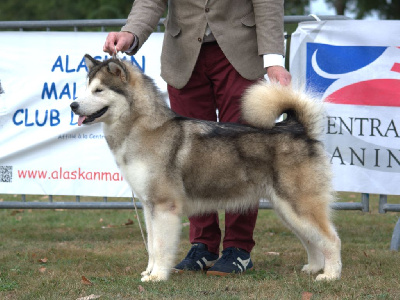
[390, 218, 400, 251]
[361, 193, 369, 212]
[379, 194, 387, 214]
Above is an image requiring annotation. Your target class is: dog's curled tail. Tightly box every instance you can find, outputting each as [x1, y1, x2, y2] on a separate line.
[241, 82, 324, 140]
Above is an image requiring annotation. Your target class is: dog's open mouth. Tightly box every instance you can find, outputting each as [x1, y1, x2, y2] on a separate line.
[78, 106, 109, 126]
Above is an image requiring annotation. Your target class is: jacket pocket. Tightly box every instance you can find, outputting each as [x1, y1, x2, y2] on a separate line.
[164, 18, 181, 37]
[241, 12, 256, 27]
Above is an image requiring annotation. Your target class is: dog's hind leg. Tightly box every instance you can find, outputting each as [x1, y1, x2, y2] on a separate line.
[141, 200, 182, 282]
[279, 214, 325, 274]
[300, 239, 325, 274]
[271, 194, 342, 281]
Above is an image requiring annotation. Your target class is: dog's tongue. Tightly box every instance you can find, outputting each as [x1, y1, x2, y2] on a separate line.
[78, 116, 86, 126]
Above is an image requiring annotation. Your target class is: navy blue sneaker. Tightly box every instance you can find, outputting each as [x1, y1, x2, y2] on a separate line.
[173, 243, 219, 273]
[207, 247, 254, 276]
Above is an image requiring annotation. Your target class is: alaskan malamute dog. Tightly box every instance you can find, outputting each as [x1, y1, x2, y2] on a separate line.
[71, 55, 341, 282]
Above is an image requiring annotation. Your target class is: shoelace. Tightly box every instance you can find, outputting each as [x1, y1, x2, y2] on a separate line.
[218, 248, 236, 264]
[219, 248, 250, 265]
[185, 245, 202, 260]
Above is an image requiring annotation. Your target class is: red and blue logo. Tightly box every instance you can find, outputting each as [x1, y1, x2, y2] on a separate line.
[306, 43, 400, 107]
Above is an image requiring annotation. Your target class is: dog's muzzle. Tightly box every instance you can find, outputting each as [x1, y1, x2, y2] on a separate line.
[70, 102, 109, 126]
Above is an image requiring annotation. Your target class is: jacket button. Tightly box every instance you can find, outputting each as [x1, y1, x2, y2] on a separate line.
[198, 37, 202, 42]
[205, 8, 210, 12]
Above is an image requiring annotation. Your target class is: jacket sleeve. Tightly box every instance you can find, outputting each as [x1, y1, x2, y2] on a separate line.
[252, 0, 285, 56]
[121, 0, 168, 55]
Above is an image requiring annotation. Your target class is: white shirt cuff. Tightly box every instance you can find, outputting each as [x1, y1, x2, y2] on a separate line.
[125, 35, 138, 53]
[263, 54, 285, 68]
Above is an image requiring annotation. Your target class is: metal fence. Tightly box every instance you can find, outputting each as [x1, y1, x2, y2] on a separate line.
[0, 15, 350, 31]
[0, 15, 399, 250]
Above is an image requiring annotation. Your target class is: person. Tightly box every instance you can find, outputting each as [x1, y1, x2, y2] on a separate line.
[103, 0, 292, 276]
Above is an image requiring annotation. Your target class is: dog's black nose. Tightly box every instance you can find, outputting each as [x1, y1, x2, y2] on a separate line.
[70, 102, 79, 112]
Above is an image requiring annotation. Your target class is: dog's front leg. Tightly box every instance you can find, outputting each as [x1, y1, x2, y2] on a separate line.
[141, 201, 182, 282]
[141, 202, 154, 277]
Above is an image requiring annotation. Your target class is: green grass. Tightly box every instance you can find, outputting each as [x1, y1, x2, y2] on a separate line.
[0, 193, 399, 299]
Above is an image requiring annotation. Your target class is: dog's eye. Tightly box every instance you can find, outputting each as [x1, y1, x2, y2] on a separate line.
[94, 88, 103, 93]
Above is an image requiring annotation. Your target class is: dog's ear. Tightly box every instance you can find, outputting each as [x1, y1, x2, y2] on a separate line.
[108, 61, 128, 83]
[84, 54, 100, 71]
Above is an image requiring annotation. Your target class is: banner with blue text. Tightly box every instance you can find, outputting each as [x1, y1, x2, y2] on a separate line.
[290, 20, 400, 195]
[0, 32, 165, 197]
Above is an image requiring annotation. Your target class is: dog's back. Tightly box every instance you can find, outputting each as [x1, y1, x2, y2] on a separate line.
[167, 84, 332, 217]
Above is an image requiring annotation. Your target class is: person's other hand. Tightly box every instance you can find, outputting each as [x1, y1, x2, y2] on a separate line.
[103, 31, 135, 55]
[266, 66, 292, 86]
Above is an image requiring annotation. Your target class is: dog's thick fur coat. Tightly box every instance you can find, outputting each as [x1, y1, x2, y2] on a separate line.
[71, 55, 342, 282]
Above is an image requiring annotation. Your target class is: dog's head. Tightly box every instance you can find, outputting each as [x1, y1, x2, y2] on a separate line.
[70, 54, 133, 126]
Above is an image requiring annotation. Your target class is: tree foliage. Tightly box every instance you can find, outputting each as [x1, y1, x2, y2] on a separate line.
[0, 0, 398, 21]
[284, 0, 310, 16]
[325, 0, 399, 19]
[0, 0, 134, 21]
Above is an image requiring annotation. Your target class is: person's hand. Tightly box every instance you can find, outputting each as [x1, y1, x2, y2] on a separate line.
[103, 31, 135, 55]
[266, 66, 292, 86]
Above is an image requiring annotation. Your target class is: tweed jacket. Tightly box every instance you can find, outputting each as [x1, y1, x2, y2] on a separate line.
[122, 0, 285, 89]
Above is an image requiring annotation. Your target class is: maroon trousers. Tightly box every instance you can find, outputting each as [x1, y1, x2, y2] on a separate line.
[168, 42, 259, 255]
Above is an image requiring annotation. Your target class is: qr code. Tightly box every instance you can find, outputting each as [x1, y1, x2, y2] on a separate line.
[0, 166, 12, 183]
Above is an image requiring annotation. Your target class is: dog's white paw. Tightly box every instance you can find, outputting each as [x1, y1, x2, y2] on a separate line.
[141, 270, 151, 277]
[141, 272, 168, 282]
[315, 273, 340, 281]
[302, 264, 323, 274]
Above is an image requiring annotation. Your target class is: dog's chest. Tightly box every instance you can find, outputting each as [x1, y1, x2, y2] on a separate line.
[115, 153, 151, 200]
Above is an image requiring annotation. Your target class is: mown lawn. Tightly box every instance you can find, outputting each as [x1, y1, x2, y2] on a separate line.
[0, 192, 399, 299]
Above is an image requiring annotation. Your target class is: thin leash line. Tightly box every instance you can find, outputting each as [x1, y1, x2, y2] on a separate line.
[112, 45, 122, 61]
[132, 192, 148, 253]
[112, 45, 117, 59]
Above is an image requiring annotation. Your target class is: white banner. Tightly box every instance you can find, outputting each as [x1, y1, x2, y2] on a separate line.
[290, 20, 400, 195]
[3, 23, 400, 197]
[0, 31, 165, 197]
